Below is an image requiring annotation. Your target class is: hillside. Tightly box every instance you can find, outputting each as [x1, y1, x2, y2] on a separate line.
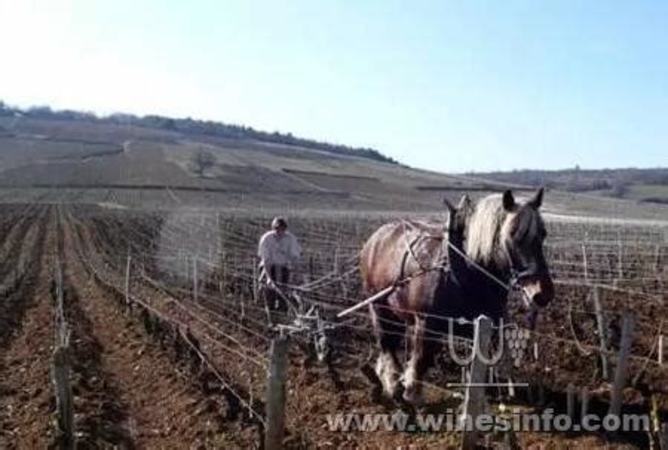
[0, 101, 395, 164]
[0, 112, 667, 220]
[471, 167, 668, 205]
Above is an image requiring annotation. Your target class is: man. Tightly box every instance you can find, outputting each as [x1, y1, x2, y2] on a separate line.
[258, 217, 301, 310]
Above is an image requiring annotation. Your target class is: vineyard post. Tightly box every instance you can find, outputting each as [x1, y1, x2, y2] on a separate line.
[183, 253, 189, 284]
[53, 347, 73, 450]
[660, 423, 668, 450]
[461, 316, 492, 450]
[252, 257, 258, 304]
[580, 388, 589, 422]
[592, 287, 609, 380]
[566, 383, 575, 420]
[309, 255, 315, 284]
[658, 335, 664, 366]
[124, 252, 131, 305]
[333, 245, 339, 275]
[582, 244, 589, 283]
[220, 250, 227, 294]
[193, 255, 198, 303]
[265, 335, 288, 450]
[616, 234, 624, 285]
[609, 312, 635, 418]
[52, 260, 74, 449]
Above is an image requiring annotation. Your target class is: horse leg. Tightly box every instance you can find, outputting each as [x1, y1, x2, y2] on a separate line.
[403, 315, 425, 404]
[371, 304, 404, 399]
[403, 314, 441, 405]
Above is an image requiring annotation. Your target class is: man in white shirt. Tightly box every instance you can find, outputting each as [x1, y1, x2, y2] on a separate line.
[258, 217, 301, 310]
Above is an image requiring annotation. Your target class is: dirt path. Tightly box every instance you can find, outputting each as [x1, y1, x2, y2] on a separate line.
[60, 209, 234, 448]
[0, 206, 55, 448]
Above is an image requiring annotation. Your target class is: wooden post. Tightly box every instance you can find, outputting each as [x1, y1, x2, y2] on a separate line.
[659, 335, 664, 366]
[538, 380, 545, 406]
[248, 356, 254, 419]
[193, 256, 198, 303]
[333, 245, 339, 274]
[507, 377, 515, 398]
[660, 422, 668, 450]
[592, 287, 609, 380]
[308, 255, 315, 284]
[580, 388, 589, 423]
[617, 236, 624, 283]
[53, 347, 74, 449]
[124, 252, 131, 304]
[265, 336, 288, 450]
[252, 257, 259, 305]
[566, 383, 575, 420]
[609, 312, 635, 418]
[582, 244, 589, 283]
[183, 253, 189, 284]
[220, 250, 227, 292]
[461, 316, 492, 450]
[53, 260, 74, 449]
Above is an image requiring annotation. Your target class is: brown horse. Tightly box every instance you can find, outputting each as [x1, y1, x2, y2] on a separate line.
[360, 189, 554, 404]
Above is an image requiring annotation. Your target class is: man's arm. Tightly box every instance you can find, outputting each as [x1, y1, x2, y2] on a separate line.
[258, 233, 272, 267]
[291, 234, 301, 260]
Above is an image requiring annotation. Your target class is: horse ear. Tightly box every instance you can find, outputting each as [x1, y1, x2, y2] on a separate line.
[457, 194, 471, 211]
[528, 187, 544, 209]
[502, 190, 515, 211]
[442, 197, 456, 215]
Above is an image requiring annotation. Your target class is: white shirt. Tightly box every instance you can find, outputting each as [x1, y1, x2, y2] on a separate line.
[258, 230, 301, 269]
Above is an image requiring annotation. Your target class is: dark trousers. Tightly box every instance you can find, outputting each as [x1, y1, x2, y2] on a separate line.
[266, 265, 290, 311]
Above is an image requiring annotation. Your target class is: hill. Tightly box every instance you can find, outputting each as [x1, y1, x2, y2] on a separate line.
[0, 101, 396, 165]
[0, 106, 666, 221]
[470, 167, 668, 205]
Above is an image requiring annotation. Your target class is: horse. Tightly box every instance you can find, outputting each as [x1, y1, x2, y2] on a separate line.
[359, 188, 554, 404]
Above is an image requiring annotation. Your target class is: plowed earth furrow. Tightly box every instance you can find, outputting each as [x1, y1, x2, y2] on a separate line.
[0, 206, 55, 449]
[60, 210, 233, 449]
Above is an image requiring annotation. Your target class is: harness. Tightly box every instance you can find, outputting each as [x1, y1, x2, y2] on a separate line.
[397, 221, 448, 288]
[337, 221, 537, 319]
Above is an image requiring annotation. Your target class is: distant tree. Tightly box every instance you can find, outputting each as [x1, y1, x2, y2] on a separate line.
[190, 149, 216, 177]
[592, 179, 611, 190]
[26, 105, 54, 118]
[610, 181, 628, 198]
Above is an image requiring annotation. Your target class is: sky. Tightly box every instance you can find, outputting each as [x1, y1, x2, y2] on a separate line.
[0, 0, 666, 173]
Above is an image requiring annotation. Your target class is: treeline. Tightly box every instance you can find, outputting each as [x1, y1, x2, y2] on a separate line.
[0, 100, 396, 165]
[470, 167, 668, 197]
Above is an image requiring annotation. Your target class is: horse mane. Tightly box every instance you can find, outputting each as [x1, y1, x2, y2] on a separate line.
[465, 192, 544, 270]
[465, 193, 514, 267]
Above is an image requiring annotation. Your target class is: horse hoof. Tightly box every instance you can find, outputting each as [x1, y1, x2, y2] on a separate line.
[402, 387, 423, 406]
[392, 384, 406, 404]
[371, 385, 383, 402]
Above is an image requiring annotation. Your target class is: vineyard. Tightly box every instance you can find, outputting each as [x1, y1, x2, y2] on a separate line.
[0, 203, 667, 448]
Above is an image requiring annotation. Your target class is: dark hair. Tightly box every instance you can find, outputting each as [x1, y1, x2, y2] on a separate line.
[271, 217, 287, 229]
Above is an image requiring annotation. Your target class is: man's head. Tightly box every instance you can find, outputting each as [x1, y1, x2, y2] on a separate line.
[271, 217, 288, 235]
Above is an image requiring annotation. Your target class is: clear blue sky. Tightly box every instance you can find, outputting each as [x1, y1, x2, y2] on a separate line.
[0, 0, 666, 172]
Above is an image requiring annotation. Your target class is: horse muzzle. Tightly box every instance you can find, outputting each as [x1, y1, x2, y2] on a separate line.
[517, 274, 554, 307]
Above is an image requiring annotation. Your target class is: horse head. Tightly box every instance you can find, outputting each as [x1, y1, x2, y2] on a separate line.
[465, 188, 554, 309]
[499, 188, 554, 307]
[443, 194, 473, 236]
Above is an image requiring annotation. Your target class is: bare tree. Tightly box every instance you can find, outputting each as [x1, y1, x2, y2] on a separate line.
[190, 149, 216, 177]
